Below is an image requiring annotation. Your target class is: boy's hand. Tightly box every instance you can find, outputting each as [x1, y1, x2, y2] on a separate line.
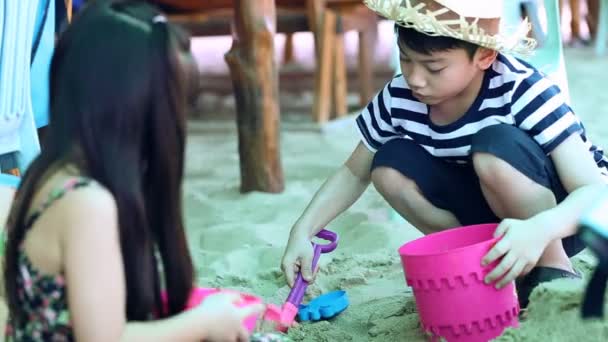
[481, 218, 551, 288]
[281, 233, 315, 287]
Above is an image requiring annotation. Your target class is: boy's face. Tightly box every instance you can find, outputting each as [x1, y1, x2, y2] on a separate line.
[398, 42, 495, 105]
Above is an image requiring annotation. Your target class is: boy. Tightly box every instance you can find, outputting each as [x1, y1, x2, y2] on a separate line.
[281, 0, 608, 308]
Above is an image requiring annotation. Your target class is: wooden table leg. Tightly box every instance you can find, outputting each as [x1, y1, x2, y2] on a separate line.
[333, 28, 348, 118]
[307, 0, 325, 58]
[312, 9, 336, 123]
[225, 0, 284, 193]
[283, 33, 295, 64]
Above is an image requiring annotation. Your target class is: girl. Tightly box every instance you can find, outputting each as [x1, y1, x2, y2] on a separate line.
[3, 1, 287, 341]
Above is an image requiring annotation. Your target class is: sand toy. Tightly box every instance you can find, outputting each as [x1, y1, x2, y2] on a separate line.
[162, 287, 263, 333]
[264, 229, 344, 331]
[399, 223, 519, 342]
[297, 289, 349, 322]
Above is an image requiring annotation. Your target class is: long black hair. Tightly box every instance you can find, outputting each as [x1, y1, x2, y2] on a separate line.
[4, 0, 195, 323]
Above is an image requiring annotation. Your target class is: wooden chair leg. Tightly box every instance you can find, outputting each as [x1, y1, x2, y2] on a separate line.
[332, 31, 348, 118]
[283, 33, 295, 64]
[312, 10, 336, 124]
[307, 0, 325, 58]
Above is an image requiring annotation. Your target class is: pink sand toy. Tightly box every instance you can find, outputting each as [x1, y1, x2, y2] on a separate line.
[162, 287, 263, 333]
[398, 223, 519, 342]
[263, 229, 339, 332]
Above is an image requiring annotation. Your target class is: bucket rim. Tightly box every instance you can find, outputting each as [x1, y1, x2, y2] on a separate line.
[398, 223, 499, 258]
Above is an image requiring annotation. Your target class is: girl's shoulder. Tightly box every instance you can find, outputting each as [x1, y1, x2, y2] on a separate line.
[51, 178, 117, 229]
[26, 176, 117, 237]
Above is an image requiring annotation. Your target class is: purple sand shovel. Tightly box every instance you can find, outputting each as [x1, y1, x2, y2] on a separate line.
[263, 229, 339, 332]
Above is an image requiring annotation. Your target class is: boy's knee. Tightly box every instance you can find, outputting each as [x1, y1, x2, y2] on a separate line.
[371, 167, 419, 199]
[470, 124, 538, 187]
[472, 152, 511, 188]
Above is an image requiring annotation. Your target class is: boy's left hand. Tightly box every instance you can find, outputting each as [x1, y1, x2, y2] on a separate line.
[481, 218, 551, 289]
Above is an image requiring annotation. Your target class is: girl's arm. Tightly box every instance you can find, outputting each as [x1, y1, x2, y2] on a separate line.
[63, 186, 256, 342]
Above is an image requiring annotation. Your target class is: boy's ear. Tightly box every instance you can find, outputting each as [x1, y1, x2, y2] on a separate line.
[474, 48, 498, 70]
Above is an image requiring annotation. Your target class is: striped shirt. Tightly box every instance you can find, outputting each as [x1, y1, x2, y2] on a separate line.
[356, 53, 608, 175]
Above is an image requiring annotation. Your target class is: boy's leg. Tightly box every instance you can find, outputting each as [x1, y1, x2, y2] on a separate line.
[372, 166, 460, 234]
[371, 138, 498, 234]
[470, 125, 583, 271]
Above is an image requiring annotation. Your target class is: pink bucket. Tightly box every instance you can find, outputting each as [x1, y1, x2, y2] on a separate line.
[162, 287, 262, 333]
[398, 224, 519, 342]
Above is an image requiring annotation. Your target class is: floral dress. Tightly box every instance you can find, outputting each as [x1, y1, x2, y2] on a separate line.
[4, 178, 290, 341]
[5, 178, 88, 341]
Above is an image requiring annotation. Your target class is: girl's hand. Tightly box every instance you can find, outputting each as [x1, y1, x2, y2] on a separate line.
[481, 218, 551, 288]
[195, 292, 265, 342]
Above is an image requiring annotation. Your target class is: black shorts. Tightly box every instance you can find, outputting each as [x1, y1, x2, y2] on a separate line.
[371, 124, 584, 257]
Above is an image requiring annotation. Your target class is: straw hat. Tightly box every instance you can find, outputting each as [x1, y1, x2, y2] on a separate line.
[364, 0, 537, 55]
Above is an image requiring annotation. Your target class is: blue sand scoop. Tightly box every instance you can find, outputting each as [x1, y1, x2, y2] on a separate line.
[298, 290, 349, 322]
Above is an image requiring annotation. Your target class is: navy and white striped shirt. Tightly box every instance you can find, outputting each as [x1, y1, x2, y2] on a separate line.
[356, 53, 608, 175]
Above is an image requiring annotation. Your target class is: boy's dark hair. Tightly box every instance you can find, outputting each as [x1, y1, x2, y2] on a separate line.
[4, 0, 196, 324]
[395, 25, 479, 59]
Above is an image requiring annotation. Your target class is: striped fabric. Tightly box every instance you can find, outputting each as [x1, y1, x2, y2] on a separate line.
[0, 0, 42, 171]
[31, 0, 55, 129]
[356, 53, 608, 175]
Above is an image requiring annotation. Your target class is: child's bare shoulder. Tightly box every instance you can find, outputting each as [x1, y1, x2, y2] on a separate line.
[57, 181, 117, 229]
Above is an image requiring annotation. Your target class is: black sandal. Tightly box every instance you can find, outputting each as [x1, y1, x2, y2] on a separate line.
[516, 266, 582, 309]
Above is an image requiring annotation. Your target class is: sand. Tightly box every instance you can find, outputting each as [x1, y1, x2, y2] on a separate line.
[184, 47, 608, 341]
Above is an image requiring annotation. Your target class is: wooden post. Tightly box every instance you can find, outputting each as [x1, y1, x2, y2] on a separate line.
[225, 0, 284, 193]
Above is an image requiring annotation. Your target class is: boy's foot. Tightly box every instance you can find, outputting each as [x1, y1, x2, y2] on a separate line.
[515, 266, 582, 309]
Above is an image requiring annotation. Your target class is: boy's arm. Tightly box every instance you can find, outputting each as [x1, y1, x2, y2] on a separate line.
[483, 134, 606, 288]
[290, 141, 374, 239]
[534, 133, 606, 240]
[282, 142, 374, 286]
[506, 69, 606, 238]
[282, 78, 399, 285]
